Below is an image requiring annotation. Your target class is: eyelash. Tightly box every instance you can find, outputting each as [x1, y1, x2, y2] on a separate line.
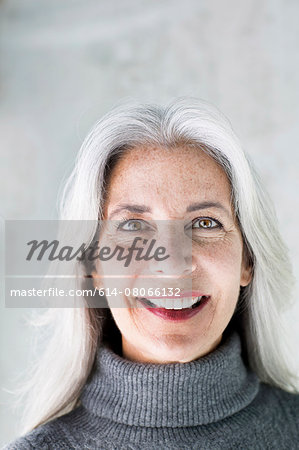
[115, 217, 152, 232]
[116, 216, 223, 231]
[191, 217, 223, 230]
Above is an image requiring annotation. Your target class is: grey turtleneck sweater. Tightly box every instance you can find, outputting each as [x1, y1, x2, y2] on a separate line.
[4, 326, 299, 449]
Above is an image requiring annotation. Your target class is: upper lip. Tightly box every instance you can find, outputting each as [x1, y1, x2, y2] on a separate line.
[178, 291, 207, 298]
[137, 291, 208, 299]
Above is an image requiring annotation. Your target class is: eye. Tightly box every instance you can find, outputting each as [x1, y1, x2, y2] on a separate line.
[192, 217, 221, 229]
[117, 219, 145, 231]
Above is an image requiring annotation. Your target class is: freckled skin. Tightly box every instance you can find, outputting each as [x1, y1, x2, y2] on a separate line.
[93, 145, 252, 364]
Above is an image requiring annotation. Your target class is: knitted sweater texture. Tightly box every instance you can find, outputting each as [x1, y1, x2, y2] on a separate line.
[4, 328, 299, 449]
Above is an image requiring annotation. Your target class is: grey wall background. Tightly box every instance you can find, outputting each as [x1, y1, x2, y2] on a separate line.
[1, 0, 299, 445]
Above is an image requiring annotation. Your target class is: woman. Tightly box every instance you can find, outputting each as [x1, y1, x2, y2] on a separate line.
[5, 98, 299, 449]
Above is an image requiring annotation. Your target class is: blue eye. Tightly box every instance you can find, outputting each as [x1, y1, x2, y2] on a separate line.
[192, 218, 221, 229]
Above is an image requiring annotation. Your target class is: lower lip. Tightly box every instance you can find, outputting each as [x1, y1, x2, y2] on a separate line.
[137, 296, 211, 322]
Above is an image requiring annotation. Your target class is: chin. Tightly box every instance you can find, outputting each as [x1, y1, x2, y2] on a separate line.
[149, 335, 203, 363]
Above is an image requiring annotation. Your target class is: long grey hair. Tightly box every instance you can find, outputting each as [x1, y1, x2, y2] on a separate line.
[9, 98, 299, 435]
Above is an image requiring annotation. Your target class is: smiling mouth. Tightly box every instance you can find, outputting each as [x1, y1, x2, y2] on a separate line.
[135, 296, 210, 310]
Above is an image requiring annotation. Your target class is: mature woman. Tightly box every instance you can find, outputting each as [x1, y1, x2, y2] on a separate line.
[5, 98, 299, 449]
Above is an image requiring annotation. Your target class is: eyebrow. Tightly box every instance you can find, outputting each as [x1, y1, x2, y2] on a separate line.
[186, 201, 231, 217]
[108, 201, 231, 219]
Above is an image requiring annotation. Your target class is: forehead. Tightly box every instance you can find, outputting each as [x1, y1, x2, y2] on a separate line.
[104, 145, 232, 214]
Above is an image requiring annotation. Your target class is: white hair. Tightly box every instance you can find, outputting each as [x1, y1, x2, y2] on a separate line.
[8, 97, 299, 436]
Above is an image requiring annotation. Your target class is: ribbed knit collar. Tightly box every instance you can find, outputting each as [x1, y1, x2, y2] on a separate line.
[80, 327, 259, 427]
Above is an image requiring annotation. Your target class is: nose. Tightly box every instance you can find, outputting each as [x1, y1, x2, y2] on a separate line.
[148, 221, 196, 277]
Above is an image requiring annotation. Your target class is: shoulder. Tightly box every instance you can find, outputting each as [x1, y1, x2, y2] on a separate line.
[258, 382, 299, 424]
[3, 423, 64, 450]
[2, 407, 84, 450]
[270, 384, 299, 421]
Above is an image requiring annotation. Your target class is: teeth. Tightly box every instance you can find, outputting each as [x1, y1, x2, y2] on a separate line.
[139, 296, 203, 310]
[173, 298, 182, 310]
[165, 298, 175, 309]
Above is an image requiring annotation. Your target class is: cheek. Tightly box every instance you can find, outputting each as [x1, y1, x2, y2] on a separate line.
[193, 237, 244, 289]
[109, 304, 149, 343]
[109, 307, 131, 331]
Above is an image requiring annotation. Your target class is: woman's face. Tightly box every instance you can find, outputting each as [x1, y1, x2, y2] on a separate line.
[93, 145, 252, 363]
